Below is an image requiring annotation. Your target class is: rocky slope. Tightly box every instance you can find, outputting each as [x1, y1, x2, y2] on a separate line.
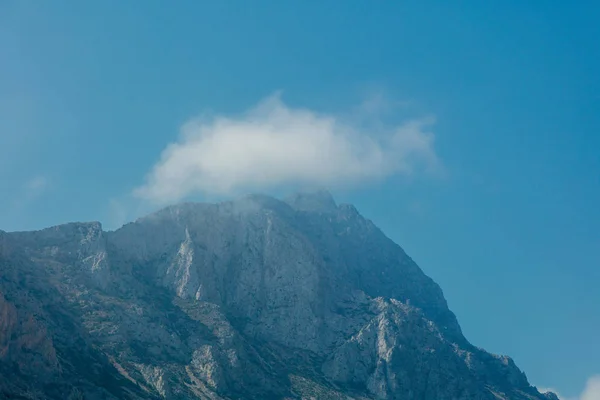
[0, 191, 558, 399]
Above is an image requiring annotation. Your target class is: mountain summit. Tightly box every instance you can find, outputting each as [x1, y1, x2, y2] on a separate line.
[0, 193, 557, 399]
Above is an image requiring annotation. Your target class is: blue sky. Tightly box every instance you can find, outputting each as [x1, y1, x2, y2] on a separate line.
[1, 1, 599, 398]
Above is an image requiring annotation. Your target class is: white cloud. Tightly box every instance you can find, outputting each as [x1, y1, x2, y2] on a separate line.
[538, 375, 600, 400]
[581, 376, 600, 400]
[135, 93, 441, 204]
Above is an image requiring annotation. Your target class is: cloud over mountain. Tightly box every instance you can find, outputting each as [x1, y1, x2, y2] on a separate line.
[135, 94, 440, 204]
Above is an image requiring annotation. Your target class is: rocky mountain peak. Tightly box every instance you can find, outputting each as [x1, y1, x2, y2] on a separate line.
[284, 189, 338, 213]
[0, 192, 558, 400]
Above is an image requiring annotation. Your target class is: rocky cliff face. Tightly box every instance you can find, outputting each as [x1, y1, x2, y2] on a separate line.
[0, 192, 558, 400]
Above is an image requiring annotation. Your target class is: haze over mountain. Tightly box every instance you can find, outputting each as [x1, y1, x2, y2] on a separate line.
[0, 191, 559, 399]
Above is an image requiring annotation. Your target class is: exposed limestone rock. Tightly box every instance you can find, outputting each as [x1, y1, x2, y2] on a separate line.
[0, 192, 558, 399]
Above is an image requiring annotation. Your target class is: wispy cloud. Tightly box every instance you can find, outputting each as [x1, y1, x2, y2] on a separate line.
[539, 375, 600, 400]
[23, 175, 50, 201]
[25, 175, 48, 190]
[9, 175, 51, 214]
[134, 93, 441, 205]
[107, 198, 129, 230]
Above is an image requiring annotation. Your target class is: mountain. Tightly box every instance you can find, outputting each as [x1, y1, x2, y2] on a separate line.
[0, 191, 558, 399]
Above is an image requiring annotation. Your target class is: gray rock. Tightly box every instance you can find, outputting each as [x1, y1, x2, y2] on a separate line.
[0, 192, 557, 399]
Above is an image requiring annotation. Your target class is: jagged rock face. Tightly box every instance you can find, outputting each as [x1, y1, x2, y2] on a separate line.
[0, 193, 558, 400]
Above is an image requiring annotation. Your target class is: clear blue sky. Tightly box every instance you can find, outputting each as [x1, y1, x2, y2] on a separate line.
[1, 1, 599, 398]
